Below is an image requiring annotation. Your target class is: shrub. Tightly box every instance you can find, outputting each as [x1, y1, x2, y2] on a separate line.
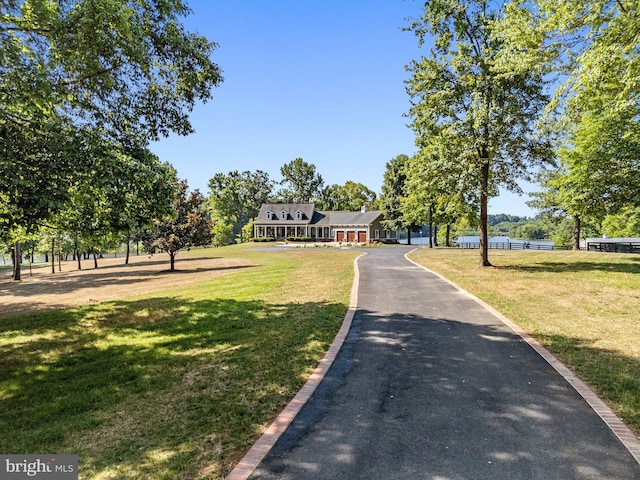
[286, 236, 312, 242]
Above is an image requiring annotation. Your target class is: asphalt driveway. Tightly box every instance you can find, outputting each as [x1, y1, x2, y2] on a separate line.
[248, 246, 640, 479]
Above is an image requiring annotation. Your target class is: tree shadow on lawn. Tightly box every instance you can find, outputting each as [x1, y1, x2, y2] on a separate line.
[0, 261, 256, 320]
[495, 257, 640, 275]
[0, 296, 347, 479]
[0, 259, 251, 295]
[534, 332, 640, 431]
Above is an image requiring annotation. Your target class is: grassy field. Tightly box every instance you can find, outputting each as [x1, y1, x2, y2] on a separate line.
[408, 247, 640, 434]
[0, 244, 360, 479]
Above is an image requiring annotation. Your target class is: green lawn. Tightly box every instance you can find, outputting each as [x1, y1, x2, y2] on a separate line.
[408, 247, 640, 435]
[0, 244, 360, 479]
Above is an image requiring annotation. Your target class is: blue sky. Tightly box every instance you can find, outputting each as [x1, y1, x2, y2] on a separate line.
[149, 0, 537, 217]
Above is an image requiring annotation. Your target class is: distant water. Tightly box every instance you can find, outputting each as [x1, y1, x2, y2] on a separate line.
[399, 236, 555, 249]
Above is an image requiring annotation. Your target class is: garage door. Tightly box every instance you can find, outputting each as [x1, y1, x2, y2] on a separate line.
[358, 231, 367, 243]
[336, 231, 345, 242]
[347, 231, 356, 242]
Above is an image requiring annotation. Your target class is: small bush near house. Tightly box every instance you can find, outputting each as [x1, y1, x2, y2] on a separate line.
[286, 236, 312, 242]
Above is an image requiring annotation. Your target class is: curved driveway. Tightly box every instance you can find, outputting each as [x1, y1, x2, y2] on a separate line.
[248, 247, 640, 479]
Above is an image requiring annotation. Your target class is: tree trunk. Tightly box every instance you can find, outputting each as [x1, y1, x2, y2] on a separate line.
[51, 238, 55, 274]
[75, 239, 82, 270]
[433, 225, 439, 247]
[93, 249, 98, 269]
[407, 228, 412, 245]
[479, 158, 492, 266]
[573, 215, 581, 251]
[13, 241, 21, 281]
[429, 215, 433, 248]
[125, 238, 130, 265]
[169, 252, 176, 271]
[445, 224, 451, 247]
[58, 249, 62, 272]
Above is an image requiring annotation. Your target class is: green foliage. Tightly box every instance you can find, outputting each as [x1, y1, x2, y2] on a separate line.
[501, 0, 640, 245]
[500, 0, 640, 125]
[285, 236, 312, 242]
[318, 181, 377, 211]
[276, 158, 324, 203]
[1, 0, 223, 144]
[251, 237, 276, 243]
[602, 207, 640, 238]
[211, 219, 234, 247]
[379, 154, 411, 231]
[208, 170, 273, 242]
[241, 220, 254, 243]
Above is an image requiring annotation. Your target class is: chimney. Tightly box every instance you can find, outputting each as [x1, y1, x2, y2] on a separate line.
[361, 205, 367, 213]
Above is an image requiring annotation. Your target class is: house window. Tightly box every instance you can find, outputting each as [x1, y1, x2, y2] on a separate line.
[295, 210, 303, 220]
[375, 229, 379, 239]
[266, 211, 273, 220]
[281, 211, 287, 220]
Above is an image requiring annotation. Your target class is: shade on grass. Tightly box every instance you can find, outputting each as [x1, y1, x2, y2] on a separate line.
[0, 244, 360, 479]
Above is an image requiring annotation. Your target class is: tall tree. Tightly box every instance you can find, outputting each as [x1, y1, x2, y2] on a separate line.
[402, 145, 473, 248]
[208, 170, 273, 242]
[277, 158, 324, 203]
[379, 154, 418, 243]
[406, 0, 554, 265]
[107, 147, 178, 264]
[142, 180, 212, 271]
[319, 181, 377, 211]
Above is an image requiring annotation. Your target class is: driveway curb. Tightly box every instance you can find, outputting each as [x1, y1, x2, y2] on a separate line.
[225, 253, 365, 480]
[404, 249, 640, 465]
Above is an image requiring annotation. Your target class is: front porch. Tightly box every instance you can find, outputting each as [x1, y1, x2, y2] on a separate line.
[254, 225, 333, 240]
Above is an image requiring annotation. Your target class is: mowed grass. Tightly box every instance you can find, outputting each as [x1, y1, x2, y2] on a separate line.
[408, 247, 640, 434]
[0, 244, 360, 479]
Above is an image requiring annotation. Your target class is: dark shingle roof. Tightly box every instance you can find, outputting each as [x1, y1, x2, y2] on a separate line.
[256, 204, 382, 226]
[257, 203, 315, 223]
[313, 210, 382, 226]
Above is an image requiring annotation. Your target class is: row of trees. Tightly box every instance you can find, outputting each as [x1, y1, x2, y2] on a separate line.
[380, 0, 640, 265]
[3, 154, 381, 277]
[1, 0, 223, 279]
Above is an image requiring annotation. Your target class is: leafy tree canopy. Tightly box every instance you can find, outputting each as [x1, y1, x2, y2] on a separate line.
[319, 181, 377, 211]
[1, 0, 223, 145]
[277, 158, 324, 203]
[142, 179, 212, 271]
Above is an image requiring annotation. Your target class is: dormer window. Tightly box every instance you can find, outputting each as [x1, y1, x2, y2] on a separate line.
[295, 210, 303, 220]
[280, 210, 287, 220]
[266, 210, 273, 220]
